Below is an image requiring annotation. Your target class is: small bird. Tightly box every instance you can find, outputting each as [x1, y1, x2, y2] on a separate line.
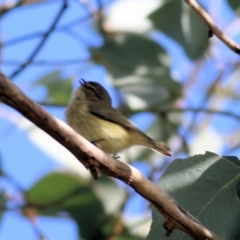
[66, 79, 172, 157]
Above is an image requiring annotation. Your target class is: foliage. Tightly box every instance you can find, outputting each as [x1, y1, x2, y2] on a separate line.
[0, 0, 240, 239]
[147, 152, 240, 240]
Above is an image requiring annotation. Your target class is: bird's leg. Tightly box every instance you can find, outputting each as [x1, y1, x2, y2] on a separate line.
[89, 165, 101, 180]
[89, 139, 105, 180]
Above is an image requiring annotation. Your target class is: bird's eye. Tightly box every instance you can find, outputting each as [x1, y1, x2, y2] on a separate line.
[87, 85, 101, 99]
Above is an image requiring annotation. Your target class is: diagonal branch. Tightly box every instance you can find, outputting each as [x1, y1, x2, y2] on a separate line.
[2, 15, 91, 47]
[119, 106, 240, 122]
[0, 0, 23, 16]
[1, 58, 89, 66]
[9, 0, 68, 79]
[0, 71, 222, 240]
[184, 0, 240, 54]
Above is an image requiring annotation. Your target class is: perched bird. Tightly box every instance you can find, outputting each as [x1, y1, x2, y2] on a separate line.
[66, 79, 172, 157]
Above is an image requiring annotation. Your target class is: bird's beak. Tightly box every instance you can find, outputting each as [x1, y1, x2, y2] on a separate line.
[79, 78, 86, 86]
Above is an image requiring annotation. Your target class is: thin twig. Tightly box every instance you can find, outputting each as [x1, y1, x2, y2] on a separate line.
[120, 106, 240, 122]
[2, 15, 91, 47]
[1, 58, 89, 66]
[2, 0, 112, 48]
[9, 1, 68, 79]
[167, 107, 240, 120]
[184, 0, 240, 54]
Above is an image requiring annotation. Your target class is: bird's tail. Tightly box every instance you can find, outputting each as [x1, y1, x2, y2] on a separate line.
[131, 131, 172, 157]
[151, 140, 172, 157]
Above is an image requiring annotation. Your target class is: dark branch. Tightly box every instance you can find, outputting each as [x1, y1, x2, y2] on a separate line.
[184, 0, 240, 55]
[119, 106, 240, 122]
[2, 15, 91, 47]
[9, 1, 68, 79]
[1, 58, 89, 66]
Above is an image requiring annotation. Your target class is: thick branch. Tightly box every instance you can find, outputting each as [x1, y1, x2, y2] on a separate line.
[0, 72, 222, 240]
[184, 0, 240, 54]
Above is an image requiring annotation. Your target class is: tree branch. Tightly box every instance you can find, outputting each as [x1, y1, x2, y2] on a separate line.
[2, 14, 91, 47]
[0, 71, 222, 240]
[119, 106, 240, 122]
[184, 0, 240, 54]
[1, 58, 89, 66]
[9, 0, 68, 79]
[0, 0, 23, 16]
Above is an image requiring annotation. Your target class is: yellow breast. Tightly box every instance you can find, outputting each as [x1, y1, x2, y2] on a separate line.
[65, 101, 133, 154]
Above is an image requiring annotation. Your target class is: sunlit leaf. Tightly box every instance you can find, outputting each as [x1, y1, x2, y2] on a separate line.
[26, 171, 105, 239]
[115, 75, 182, 113]
[149, 0, 209, 60]
[34, 70, 73, 106]
[147, 152, 240, 240]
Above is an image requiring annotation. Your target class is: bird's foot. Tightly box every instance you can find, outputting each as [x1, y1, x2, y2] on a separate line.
[91, 139, 105, 149]
[89, 139, 105, 180]
[89, 165, 101, 180]
[112, 154, 120, 160]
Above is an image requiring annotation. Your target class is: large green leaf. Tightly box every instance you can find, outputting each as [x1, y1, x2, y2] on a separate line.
[34, 70, 73, 105]
[26, 171, 105, 239]
[90, 34, 170, 78]
[149, 0, 209, 60]
[223, 156, 240, 167]
[224, 156, 240, 201]
[227, 0, 240, 11]
[147, 152, 240, 240]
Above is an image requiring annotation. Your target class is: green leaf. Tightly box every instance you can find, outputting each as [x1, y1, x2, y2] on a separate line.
[87, 215, 145, 240]
[227, 0, 240, 11]
[34, 70, 73, 105]
[90, 34, 170, 78]
[115, 232, 145, 240]
[26, 171, 105, 239]
[147, 152, 240, 240]
[223, 156, 240, 168]
[149, 0, 209, 60]
[237, 180, 240, 201]
[0, 191, 7, 222]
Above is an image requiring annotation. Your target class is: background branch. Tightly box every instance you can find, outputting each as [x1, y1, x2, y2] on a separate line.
[9, 0, 68, 79]
[0, 71, 222, 240]
[184, 0, 240, 54]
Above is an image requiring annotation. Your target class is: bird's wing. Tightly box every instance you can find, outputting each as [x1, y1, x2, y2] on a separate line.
[88, 102, 143, 134]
